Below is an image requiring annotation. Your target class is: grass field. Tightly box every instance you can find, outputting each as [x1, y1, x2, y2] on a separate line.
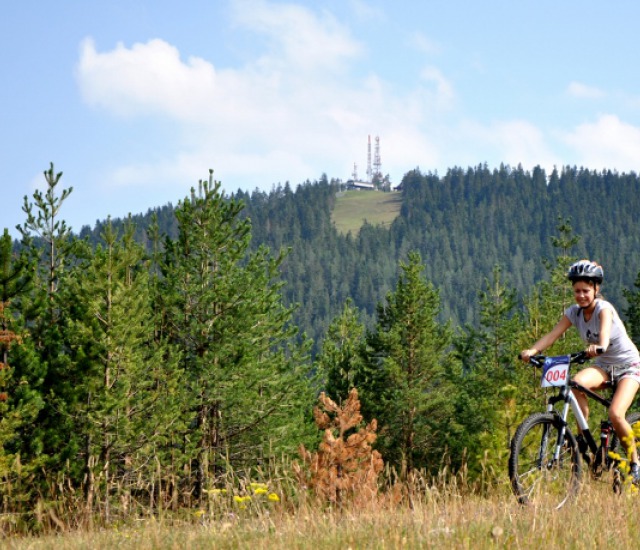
[332, 190, 402, 235]
[6, 481, 640, 549]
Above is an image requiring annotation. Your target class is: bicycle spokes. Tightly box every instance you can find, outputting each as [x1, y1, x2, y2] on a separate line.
[509, 413, 581, 509]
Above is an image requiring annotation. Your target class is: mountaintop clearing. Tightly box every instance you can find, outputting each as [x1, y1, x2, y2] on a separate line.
[332, 190, 401, 235]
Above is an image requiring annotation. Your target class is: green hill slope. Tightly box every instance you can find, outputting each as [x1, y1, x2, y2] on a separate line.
[332, 190, 402, 235]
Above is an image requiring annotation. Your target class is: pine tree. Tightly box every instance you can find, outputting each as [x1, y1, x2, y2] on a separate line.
[623, 271, 640, 347]
[12, 163, 78, 480]
[60, 218, 182, 517]
[159, 171, 314, 499]
[315, 299, 366, 404]
[524, 217, 582, 352]
[17, 163, 73, 309]
[0, 228, 33, 486]
[453, 266, 526, 480]
[294, 388, 383, 506]
[364, 251, 457, 474]
[0, 228, 31, 377]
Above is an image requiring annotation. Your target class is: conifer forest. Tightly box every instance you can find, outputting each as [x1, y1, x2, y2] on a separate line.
[3, 161, 640, 531]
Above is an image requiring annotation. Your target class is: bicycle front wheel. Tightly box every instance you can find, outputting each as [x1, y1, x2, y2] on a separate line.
[509, 412, 582, 508]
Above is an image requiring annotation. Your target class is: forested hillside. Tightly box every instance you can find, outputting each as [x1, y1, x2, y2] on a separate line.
[84, 164, 640, 353]
[5, 162, 640, 532]
[394, 164, 640, 325]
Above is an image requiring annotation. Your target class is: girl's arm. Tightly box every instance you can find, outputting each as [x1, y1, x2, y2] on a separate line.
[520, 315, 572, 361]
[590, 307, 612, 357]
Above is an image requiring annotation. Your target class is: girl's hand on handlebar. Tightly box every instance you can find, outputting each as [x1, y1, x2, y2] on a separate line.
[586, 344, 605, 358]
[519, 349, 538, 362]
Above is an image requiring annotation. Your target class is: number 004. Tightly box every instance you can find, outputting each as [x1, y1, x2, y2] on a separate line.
[546, 369, 566, 382]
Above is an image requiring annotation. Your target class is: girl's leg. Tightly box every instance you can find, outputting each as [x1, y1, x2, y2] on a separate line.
[609, 377, 640, 464]
[572, 366, 609, 425]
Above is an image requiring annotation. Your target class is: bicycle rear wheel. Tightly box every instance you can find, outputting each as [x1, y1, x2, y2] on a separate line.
[509, 412, 582, 508]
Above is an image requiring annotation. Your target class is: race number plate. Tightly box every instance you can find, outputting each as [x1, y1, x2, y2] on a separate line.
[541, 355, 571, 388]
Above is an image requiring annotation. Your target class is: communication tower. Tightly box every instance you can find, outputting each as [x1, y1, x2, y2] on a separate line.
[351, 135, 383, 186]
[373, 136, 381, 181]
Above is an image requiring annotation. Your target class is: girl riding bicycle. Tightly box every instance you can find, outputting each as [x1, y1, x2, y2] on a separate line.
[520, 260, 640, 483]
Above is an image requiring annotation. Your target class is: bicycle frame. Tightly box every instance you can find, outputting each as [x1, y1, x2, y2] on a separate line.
[546, 379, 613, 460]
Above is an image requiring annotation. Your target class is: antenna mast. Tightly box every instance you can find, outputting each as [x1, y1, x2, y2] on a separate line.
[366, 135, 372, 182]
[373, 136, 381, 181]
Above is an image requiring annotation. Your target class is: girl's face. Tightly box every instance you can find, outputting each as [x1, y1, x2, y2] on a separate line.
[573, 280, 597, 308]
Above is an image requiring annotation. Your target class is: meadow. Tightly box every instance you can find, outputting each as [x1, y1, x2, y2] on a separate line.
[4, 475, 640, 549]
[331, 189, 402, 235]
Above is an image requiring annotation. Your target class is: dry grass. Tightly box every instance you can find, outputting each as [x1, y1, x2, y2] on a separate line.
[4, 477, 640, 549]
[332, 190, 401, 235]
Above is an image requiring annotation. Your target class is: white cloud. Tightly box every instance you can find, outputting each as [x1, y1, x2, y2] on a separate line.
[493, 121, 553, 165]
[84, 1, 629, 192]
[77, 38, 218, 120]
[562, 114, 640, 172]
[566, 81, 605, 99]
[229, 0, 362, 71]
[74, 1, 454, 191]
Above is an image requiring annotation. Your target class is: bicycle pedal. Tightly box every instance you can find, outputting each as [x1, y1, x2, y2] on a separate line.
[630, 463, 640, 486]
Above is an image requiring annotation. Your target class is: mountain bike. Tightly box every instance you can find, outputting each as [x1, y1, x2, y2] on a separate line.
[509, 350, 640, 508]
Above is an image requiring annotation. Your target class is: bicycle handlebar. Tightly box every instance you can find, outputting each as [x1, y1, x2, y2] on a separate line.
[518, 347, 604, 368]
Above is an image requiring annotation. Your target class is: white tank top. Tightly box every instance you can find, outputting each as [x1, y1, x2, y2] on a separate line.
[564, 299, 640, 366]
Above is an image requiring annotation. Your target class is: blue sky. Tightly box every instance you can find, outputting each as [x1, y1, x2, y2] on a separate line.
[3, 0, 640, 238]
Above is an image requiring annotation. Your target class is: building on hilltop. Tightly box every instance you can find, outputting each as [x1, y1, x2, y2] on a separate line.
[347, 180, 376, 190]
[347, 135, 392, 191]
[346, 161, 375, 190]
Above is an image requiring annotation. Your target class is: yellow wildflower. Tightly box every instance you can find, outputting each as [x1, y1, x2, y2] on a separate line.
[268, 493, 280, 502]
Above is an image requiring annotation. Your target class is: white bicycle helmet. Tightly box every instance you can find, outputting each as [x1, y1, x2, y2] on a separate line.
[567, 260, 604, 284]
